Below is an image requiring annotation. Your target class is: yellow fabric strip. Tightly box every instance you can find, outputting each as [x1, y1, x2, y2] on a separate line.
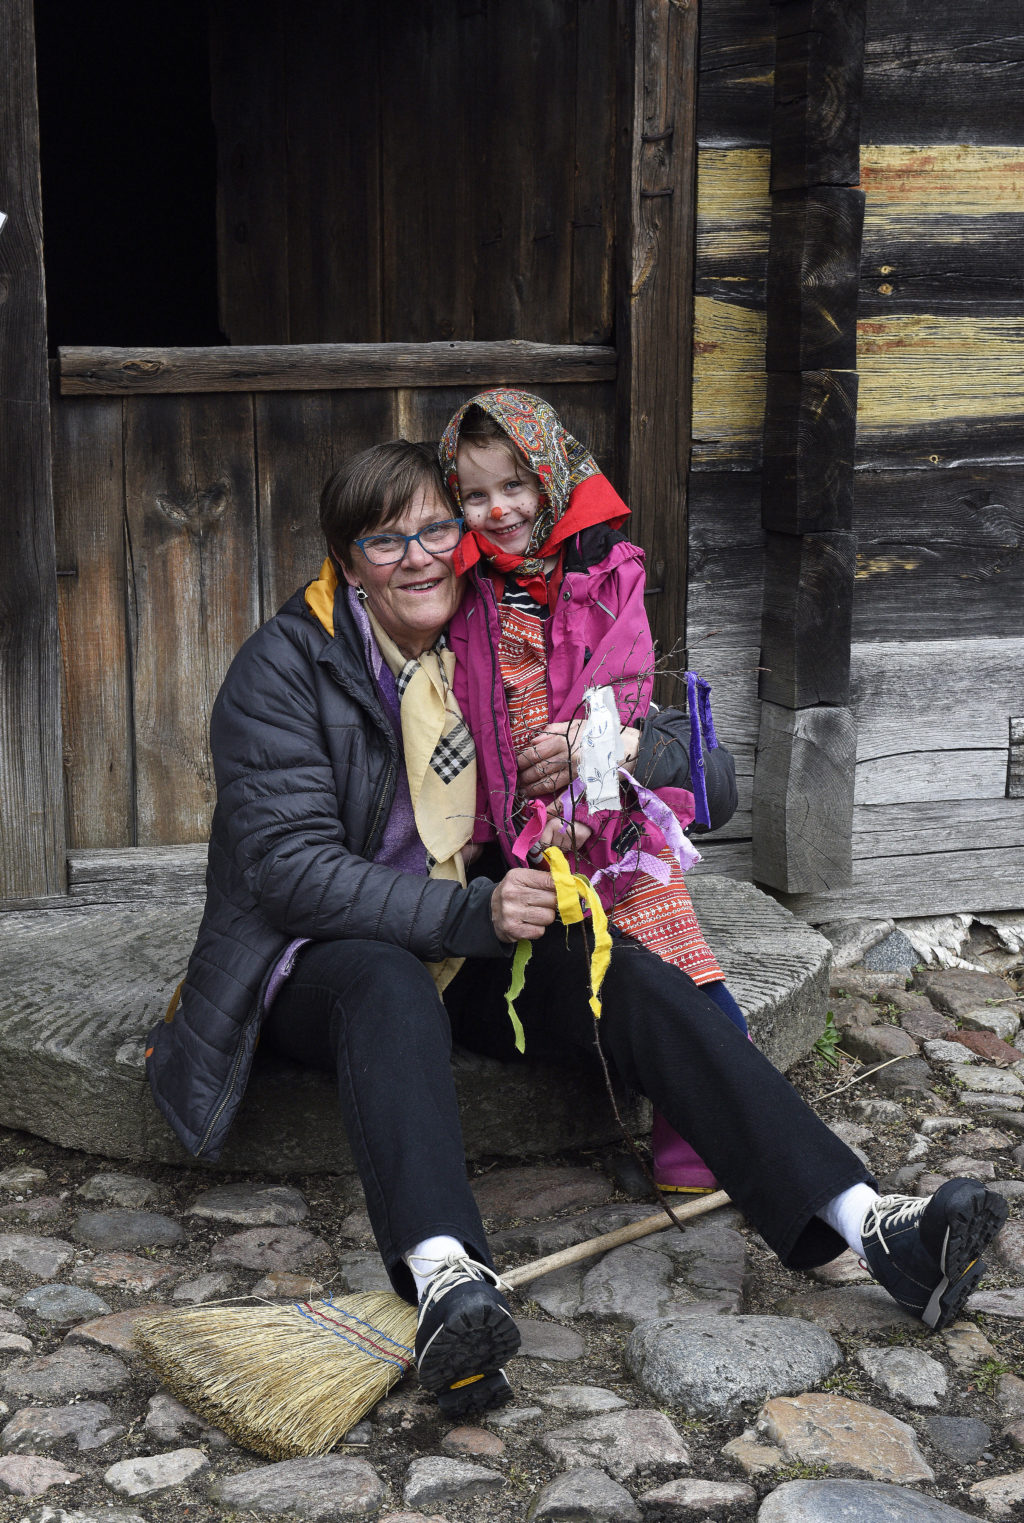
[542, 846, 612, 1020]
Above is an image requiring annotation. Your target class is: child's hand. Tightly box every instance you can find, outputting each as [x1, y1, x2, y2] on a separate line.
[536, 813, 593, 853]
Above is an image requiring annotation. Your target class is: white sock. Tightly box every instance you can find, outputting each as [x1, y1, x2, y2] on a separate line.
[817, 1182, 879, 1260]
[404, 1235, 466, 1300]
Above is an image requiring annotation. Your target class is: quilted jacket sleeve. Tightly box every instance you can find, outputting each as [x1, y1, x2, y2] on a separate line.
[209, 619, 505, 960]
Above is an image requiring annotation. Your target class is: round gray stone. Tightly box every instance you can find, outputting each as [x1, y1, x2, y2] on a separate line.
[921, 1415, 992, 1464]
[535, 1409, 690, 1482]
[213, 1457, 385, 1519]
[529, 1466, 641, 1521]
[1, 1400, 124, 1453]
[0, 1234, 74, 1280]
[756, 1477, 979, 1521]
[15, 1285, 112, 1327]
[104, 1447, 209, 1497]
[0, 1167, 48, 1192]
[79, 1173, 165, 1209]
[517, 1319, 586, 1362]
[73, 1211, 183, 1251]
[404, 1456, 505, 1509]
[857, 1347, 947, 1408]
[536, 1385, 628, 1416]
[863, 929, 919, 972]
[3, 1346, 130, 1402]
[188, 1183, 308, 1225]
[626, 1314, 842, 1420]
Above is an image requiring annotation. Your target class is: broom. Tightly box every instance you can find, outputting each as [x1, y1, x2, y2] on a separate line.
[133, 1188, 730, 1460]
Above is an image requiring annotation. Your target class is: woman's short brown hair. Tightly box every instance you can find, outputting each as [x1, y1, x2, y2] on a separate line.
[319, 440, 450, 566]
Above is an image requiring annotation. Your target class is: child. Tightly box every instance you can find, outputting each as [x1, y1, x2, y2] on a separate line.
[442, 388, 747, 1194]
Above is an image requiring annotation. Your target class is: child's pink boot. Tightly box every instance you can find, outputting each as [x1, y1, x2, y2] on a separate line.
[652, 1109, 717, 1193]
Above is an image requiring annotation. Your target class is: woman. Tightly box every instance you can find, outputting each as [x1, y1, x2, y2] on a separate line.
[147, 440, 1006, 1422]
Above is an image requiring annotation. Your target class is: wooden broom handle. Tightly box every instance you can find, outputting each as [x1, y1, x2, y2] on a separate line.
[503, 1189, 731, 1290]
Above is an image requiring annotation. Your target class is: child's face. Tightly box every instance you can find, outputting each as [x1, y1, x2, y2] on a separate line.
[456, 441, 542, 558]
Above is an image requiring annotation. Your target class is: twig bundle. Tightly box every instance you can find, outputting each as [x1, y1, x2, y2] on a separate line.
[133, 1190, 730, 1460]
[133, 1292, 417, 1460]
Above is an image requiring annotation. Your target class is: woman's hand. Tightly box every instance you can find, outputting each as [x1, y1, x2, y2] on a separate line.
[490, 868, 558, 943]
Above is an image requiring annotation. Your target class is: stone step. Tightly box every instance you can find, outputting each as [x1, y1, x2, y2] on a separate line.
[0, 877, 830, 1175]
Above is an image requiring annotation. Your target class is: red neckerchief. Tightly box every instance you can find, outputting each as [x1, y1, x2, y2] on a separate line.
[452, 474, 630, 602]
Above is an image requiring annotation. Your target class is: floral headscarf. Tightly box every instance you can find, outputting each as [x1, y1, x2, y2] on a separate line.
[440, 389, 627, 593]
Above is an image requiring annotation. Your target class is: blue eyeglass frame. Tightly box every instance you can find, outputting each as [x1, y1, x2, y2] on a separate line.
[353, 516, 465, 564]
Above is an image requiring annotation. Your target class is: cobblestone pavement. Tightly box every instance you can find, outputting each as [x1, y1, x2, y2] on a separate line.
[1, 961, 1023, 1522]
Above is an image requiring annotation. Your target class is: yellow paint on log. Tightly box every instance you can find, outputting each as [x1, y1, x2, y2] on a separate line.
[696, 148, 771, 265]
[862, 144, 1024, 229]
[691, 296, 765, 461]
[858, 314, 1024, 430]
[855, 554, 923, 581]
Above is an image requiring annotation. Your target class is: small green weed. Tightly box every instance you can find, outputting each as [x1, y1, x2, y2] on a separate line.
[813, 1010, 844, 1069]
[970, 1357, 1013, 1395]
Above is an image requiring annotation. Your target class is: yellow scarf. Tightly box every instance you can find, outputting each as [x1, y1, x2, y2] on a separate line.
[306, 560, 476, 992]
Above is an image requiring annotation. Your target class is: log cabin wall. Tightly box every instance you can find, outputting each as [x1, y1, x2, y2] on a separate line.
[689, 0, 1024, 919]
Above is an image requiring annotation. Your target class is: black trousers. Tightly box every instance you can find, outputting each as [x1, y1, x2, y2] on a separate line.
[263, 923, 871, 1301]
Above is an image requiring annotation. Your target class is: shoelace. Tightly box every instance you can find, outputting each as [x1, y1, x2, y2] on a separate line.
[861, 1193, 928, 1258]
[409, 1251, 510, 1314]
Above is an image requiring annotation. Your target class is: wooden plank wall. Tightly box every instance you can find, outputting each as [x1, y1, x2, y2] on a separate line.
[52, 376, 615, 851]
[686, 0, 775, 879]
[0, 0, 66, 905]
[209, 0, 618, 349]
[690, 0, 1024, 917]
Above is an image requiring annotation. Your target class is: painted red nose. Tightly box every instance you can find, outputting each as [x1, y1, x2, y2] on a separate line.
[490, 506, 504, 520]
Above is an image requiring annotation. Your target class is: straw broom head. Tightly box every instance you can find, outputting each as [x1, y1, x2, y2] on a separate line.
[133, 1293, 418, 1460]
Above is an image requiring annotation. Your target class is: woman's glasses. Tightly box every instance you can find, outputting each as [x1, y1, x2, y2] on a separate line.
[354, 518, 464, 566]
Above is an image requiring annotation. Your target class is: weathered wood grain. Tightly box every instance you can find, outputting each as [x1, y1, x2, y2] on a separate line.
[696, 0, 775, 147]
[51, 397, 133, 848]
[762, 369, 858, 533]
[771, 0, 866, 190]
[765, 188, 866, 371]
[67, 845, 207, 904]
[852, 798, 1024, 858]
[691, 297, 766, 468]
[123, 395, 259, 844]
[759, 532, 857, 709]
[0, 0, 66, 900]
[695, 147, 771, 300]
[852, 466, 1024, 642]
[857, 314, 1024, 440]
[851, 637, 1024, 806]
[775, 844, 1024, 922]
[1009, 719, 1024, 799]
[255, 389, 399, 616]
[687, 475, 765, 650]
[616, 0, 700, 688]
[209, 0, 290, 344]
[572, 0, 619, 344]
[861, 1, 1024, 147]
[59, 343, 618, 396]
[751, 701, 857, 892]
[690, 839, 755, 881]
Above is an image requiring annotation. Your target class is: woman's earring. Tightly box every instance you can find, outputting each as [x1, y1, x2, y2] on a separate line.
[355, 585, 368, 603]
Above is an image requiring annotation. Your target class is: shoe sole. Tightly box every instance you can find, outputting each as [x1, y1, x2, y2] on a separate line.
[417, 1294, 521, 1404]
[926, 1182, 1008, 1330]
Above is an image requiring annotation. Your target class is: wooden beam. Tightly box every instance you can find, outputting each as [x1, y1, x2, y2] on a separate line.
[765, 188, 865, 372]
[1009, 718, 1024, 800]
[67, 845, 207, 905]
[770, 0, 866, 191]
[752, 701, 857, 894]
[759, 531, 856, 708]
[762, 369, 858, 532]
[0, 0, 67, 900]
[59, 342, 617, 396]
[615, 0, 700, 688]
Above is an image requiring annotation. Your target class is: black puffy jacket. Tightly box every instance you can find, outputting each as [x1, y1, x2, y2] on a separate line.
[146, 580, 504, 1160]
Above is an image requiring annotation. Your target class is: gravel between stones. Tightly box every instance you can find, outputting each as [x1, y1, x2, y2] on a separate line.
[0, 961, 1022, 1521]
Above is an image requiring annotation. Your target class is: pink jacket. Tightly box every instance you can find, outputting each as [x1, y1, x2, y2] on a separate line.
[449, 525, 692, 877]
